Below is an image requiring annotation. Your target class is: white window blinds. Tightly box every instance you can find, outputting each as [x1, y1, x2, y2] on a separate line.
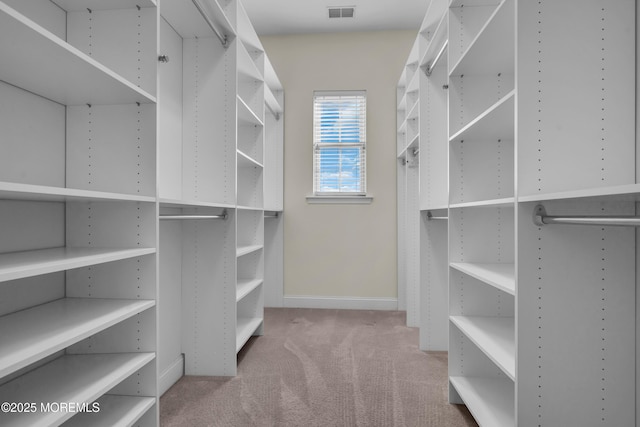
[313, 91, 366, 195]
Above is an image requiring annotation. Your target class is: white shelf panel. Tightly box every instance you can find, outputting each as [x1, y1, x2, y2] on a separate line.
[237, 42, 263, 82]
[421, 204, 449, 212]
[264, 56, 283, 91]
[236, 279, 263, 302]
[449, 197, 514, 209]
[450, 263, 515, 295]
[406, 133, 420, 152]
[160, 0, 234, 39]
[397, 89, 407, 110]
[237, 1, 263, 52]
[518, 183, 640, 203]
[0, 298, 155, 378]
[449, 376, 514, 427]
[236, 205, 264, 212]
[236, 317, 263, 353]
[237, 149, 264, 169]
[397, 116, 408, 134]
[420, 10, 448, 68]
[265, 87, 283, 115]
[236, 245, 263, 258]
[449, 0, 514, 76]
[62, 395, 155, 427]
[238, 95, 264, 126]
[52, 0, 156, 11]
[159, 198, 235, 210]
[450, 316, 515, 380]
[406, 98, 420, 121]
[0, 2, 156, 106]
[407, 71, 420, 95]
[0, 182, 155, 203]
[0, 247, 156, 283]
[450, 91, 515, 143]
[0, 353, 155, 427]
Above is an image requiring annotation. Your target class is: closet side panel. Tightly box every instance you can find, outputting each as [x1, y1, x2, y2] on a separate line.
[517, 200, 635, 426]
[157, 17, 184, 201]
[517, 0, 636, 196]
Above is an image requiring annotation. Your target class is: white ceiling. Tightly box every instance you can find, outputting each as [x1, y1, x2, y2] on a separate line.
[241, 0, 429, 36]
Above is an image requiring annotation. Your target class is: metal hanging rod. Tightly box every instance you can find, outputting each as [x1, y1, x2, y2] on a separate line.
[160, 213, 227, 220]
[533, 204, 640, 227]
[412, 148, 419, 156]
[424, 40, 448, 77]
[192, 0, 228, 47]
[264, 212, 279, 218]
[427, 211, 448, 221]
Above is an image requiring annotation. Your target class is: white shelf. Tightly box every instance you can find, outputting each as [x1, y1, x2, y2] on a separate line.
[237, 149, 264, 169]
[0, 247, 156, 283]
[160, 0, 234, 39]
[236, 317, 263, 353]
[449, 0, 514, 76]
[236, 245, 263, 258]
[397, 89, 407, 110]
[449, 91, 515, 143]
[238, 95, 264, 126]
[450, 316, 515, 380]
[0, 2, 156, 106]
[421, 204, 449, 212]
[265, 87, 283, 115]
[0, 298, 155, 378]
[236, 205, 264, 212]
[159, 198, 235, 210]
[52, 0, 156, 11]
[518, 183, 640, 203]
[237, 0, 263, 52]
[449, 376, 514, 427]
[420, 10, 448, 68]
[0, 352, 155, 427]
[236, 279, 263, 302]
[449, 197, 514, 209]
[0, 182, 156, 203]
[264, 56, 283, 92]
[237, 42, 263, 82]
[406, 97, 420, 121]
[407, 133, 420, 152]
[62, 395, 155, 427]
[450, 263, 515, 295]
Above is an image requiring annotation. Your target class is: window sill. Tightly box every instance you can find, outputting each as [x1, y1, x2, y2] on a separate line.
[306, 195, 373, 204]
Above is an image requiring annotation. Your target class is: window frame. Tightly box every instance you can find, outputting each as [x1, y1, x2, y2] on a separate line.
[312, 90, 367, 198]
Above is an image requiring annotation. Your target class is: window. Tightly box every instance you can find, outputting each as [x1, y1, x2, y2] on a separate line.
[313, 91, 366, 195]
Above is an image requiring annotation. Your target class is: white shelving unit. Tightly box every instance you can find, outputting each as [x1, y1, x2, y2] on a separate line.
[404, 0, 638, 425]
[0, 1, 159, 425]
[418, 0, 449, 351]
[157, 0, 280, 386]
[263, 56, 284, 308]
[447, 1, 516, 421]
[396, 38, 421, 328]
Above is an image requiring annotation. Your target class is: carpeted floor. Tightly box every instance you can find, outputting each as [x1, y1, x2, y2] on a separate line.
[160, 308, 478, 426]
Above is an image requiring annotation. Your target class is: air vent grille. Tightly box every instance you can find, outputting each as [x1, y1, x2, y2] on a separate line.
[328, 7, 355, 18]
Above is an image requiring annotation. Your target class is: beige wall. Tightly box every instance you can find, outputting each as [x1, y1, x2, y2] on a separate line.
[261, 30, 415, 300]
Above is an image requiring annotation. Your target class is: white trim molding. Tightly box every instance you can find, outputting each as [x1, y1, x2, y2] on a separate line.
[306, 195, 373, 204]
[284, 295, 398, 310]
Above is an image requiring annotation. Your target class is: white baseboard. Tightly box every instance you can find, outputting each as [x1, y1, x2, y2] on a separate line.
[283, 295, 398, 311]
[159, 355, 184, 396]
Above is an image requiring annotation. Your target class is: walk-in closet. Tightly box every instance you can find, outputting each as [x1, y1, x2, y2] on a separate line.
[0, 0, 638, 426]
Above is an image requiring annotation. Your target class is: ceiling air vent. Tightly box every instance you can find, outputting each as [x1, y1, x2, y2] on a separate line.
[328, 7, 355, 18]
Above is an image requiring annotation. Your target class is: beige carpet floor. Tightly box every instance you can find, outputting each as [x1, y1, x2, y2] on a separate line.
[160, 308, 478, 426]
